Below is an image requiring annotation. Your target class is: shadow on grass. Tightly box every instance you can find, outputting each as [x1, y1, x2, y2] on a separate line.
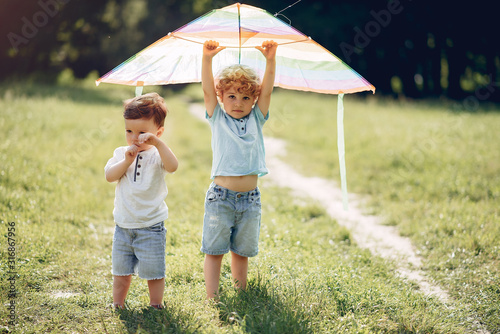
[1, 80, 122, 105]
[216, 274, 313, 334]
[0, 78, 189, 107]
[112, 304, 203, 334]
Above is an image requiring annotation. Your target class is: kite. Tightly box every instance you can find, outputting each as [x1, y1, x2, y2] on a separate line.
[96, 3, 375, 210]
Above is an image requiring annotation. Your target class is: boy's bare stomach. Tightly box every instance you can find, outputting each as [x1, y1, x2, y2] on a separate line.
[214, 175, 258, 192]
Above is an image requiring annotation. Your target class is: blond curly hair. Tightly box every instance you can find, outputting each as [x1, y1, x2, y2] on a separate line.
[215, 64, 261, 99]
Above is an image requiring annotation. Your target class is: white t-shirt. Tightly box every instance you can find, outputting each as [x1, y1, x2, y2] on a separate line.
[105, 146, 169, 229]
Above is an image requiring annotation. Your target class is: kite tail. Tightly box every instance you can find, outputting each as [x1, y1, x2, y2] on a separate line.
[135, 81, 144, 96]
[337, 93, 348, 210]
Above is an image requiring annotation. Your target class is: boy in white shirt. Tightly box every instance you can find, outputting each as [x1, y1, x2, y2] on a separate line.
[104, 92, 178, 309]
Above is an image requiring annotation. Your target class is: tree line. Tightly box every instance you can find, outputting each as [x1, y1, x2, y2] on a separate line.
[1, 0, 499, 103]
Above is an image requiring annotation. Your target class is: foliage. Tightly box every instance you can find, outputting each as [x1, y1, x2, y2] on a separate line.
[1, 1, 499, 100]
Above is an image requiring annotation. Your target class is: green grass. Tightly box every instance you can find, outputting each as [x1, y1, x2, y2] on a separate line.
[0, 80, 497, 333]
[264, 89, 500, 333]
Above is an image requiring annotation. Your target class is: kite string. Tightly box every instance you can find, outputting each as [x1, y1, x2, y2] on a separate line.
[274, 0, 302, 25]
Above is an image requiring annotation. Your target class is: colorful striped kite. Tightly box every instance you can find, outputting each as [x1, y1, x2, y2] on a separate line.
[96, 3, 375, 210]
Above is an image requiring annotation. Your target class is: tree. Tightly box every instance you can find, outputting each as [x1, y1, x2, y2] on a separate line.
[1, 0, 498, 102]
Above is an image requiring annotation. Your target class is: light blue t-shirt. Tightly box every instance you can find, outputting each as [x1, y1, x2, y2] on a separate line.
[206, 104, 269, 179]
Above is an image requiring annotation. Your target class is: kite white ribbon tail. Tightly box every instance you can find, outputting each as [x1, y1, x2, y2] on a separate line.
[135, 86, 144, 97]
[337, 93, 349, 211]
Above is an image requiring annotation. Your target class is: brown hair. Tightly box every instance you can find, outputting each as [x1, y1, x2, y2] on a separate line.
[123, 92, 168, 127]
[215, 65, 261, 99]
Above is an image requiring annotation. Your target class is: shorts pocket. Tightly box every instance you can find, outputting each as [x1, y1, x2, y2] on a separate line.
[206, 190, 220, 202]
[250, 191, 261, 207]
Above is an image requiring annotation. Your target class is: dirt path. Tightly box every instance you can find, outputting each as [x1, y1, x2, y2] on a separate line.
[188, 103, 450, 302]
[263, 136, 451, 302]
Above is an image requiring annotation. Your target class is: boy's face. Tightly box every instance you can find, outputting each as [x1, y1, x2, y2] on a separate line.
[221, 85, 256, 119]
[124, 117, 163, 152]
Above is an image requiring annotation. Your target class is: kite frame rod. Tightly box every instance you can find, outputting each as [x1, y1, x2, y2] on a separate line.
[169, 33, 311, 48]
[238, 3, 241, 63]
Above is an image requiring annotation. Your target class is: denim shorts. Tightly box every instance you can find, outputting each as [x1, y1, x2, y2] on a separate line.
[112, 222, 166, 280]
[201, 182, 262, 257]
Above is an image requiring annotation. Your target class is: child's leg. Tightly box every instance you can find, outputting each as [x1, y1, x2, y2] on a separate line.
[113, 275, 132, 307]
[231, 252, 248, 291]
[147, 278, 165, 307]
[204, 254, 224, 299]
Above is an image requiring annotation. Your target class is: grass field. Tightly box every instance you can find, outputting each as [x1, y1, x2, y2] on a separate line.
[0, 78, 499, 333]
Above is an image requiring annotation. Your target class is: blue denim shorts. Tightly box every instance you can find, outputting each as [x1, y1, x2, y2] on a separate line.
[112, 222, 166, 280]
[201, 182, 262, 257]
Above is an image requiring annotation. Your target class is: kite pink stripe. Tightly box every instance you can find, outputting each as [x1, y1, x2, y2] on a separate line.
[274, 72, 374, 94]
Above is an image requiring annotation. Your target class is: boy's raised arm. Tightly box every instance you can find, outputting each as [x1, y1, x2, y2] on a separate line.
[202, 40, 225, 117]
[255, 40, 278, 117]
